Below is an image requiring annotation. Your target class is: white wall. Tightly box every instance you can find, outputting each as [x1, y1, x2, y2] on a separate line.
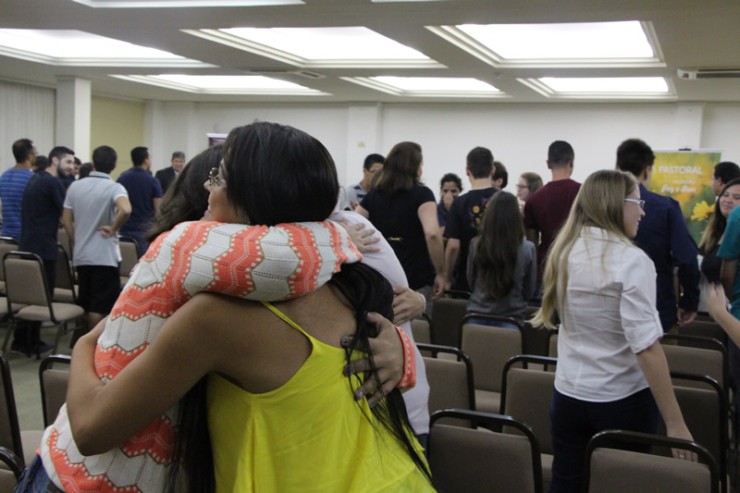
[144, 100, 740, 199]
[0, 80, 54, 170]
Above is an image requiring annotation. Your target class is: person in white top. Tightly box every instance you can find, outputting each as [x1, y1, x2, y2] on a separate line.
[532, 169, 695, 493]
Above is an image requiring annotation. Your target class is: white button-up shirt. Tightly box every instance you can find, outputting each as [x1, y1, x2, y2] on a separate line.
[555, 227, 663, 402]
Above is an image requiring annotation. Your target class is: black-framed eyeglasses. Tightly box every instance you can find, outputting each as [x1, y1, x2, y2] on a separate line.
[208, 167, 225, 188]
[624, 198, 646, 210]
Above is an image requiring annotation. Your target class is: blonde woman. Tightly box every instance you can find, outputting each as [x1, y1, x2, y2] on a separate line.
[532, 169, 695, 493]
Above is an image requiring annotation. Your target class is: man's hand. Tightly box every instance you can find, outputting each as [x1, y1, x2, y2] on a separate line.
[393, 287, 425, 325]
[341, 312, 404, 407]
[339, 220, 380, 254]
[98, 225, 116, 238]
[676, 308, 697, 326]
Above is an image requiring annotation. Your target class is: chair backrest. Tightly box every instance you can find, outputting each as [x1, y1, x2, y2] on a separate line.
[39, 355, 72, 427]
[411, 315, 431, 346]
[662, 372, 727, 491]
[119, 236, 140, 279]
[56, 226, 73, 263]
[678, 319, 727, 346]
[500, 355, 557, 454]
[0, 356, 22, 462]
[0, 243, 18, 283]
[661, 334, 727, 391]
[460, 315, 523, 393]
[2, 251, 51, 308]
[54, 245, 76, 293]
[418, 344, 476, 416]
[0, 446, 22, 493]
[429, 409, 543, 493]
[584, 429, 718, 493]
[430, 297, 469, 347]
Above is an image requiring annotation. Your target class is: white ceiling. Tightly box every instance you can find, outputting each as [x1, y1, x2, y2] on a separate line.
[1, 0, 740, 104]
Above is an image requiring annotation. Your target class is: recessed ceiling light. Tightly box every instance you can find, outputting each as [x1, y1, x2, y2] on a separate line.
[427, 21, 663, 68]
[71, 0, 302, 7]
[184, 26, 442, 68]
[519, 77, 672, 99]
[343, 76, 503, 97]
[0, 29, 208, 67]
[111, 74, 327, 95]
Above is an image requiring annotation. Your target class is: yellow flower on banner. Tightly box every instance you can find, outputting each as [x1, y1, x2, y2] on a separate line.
[690, 201, 715, 221]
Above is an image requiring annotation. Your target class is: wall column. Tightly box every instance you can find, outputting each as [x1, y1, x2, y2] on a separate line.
[55, 76, 91, 161]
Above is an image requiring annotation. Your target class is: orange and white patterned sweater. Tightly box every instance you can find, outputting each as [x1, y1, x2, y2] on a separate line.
[40, 220, 361, 492]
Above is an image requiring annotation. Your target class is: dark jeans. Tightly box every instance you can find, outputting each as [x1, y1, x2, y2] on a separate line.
[15, 455, 61, 492]
[549, 387, 659, 493]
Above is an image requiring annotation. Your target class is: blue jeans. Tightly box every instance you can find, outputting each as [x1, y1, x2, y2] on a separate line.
[549, 387, 659, 493]
[15, 455, 58, 492]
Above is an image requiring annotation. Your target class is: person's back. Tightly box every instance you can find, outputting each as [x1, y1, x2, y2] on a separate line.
[362, 185, 436, 290]
[118, 147, 163, 255]
[0, 168, 33, 238]
[206, 272, 431, 493]
[523, 178, 580, 278]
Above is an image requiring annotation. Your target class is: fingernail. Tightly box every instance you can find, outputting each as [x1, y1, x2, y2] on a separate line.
[354, 389, 364, 400]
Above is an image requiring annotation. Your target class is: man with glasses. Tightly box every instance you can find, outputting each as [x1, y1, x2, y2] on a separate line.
[616, 138, 700, 332]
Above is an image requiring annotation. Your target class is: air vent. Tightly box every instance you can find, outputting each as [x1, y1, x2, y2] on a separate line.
[678, 69, 740, 80]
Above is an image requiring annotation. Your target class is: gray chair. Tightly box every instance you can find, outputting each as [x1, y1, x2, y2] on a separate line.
[39, 354, 71, 427]
[584, 429, 719, 493]
[661, 372, 728, 493]
[52, 245, 77, 304]
[118, 236, 140, 288]
[2, 251, 85, 358]
[429, 409, 543, 493]
[0, 354, 42, 468]
[411, 314, 431, 346]
[430, 297, 469, 348]
[417, 343, 476, 419]
[500, 354, 558, 493]
[460, 314, 524, 413]
[0, 446, 22, 493]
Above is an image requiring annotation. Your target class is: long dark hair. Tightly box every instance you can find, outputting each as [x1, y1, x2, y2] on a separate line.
[330, 262, 431, 483]
[373, 142, 423, 193]
[147, 145, 220, 241]
[474, 191, 524, 299]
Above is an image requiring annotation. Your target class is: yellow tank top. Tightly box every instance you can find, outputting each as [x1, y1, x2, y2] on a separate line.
[207, 302, 433, 493]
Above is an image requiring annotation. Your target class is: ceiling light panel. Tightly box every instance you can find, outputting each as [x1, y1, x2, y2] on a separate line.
[428, 21, 663, 68]
[71, 0, 302, 7]
[184, 27, 443, 68]
[343, 76, 504, 98]
[111, 74, 327, 95]
[0, 29, 208, 67]
[519, 77, 673, 99]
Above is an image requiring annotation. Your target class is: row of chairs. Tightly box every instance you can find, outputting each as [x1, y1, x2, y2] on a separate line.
[421, 347, 729, 493]
[428, 409, 719, 493]
[0, 354, 70, 490]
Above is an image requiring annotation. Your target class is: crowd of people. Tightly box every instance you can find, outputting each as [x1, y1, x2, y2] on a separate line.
[1, 125, 740, 492]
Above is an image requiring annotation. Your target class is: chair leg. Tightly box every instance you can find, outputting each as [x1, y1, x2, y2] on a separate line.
[2, 318, 15, 354]
[52, 322, 65, 355]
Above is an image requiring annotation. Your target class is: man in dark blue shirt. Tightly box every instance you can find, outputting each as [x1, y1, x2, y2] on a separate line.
[616, 138, 700, 331]
[118, 146, 163, 257]
[17, 149, 66, 354]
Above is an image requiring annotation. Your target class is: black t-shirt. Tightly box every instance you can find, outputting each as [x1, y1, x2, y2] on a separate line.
[444, 187, 498, 291]
[361, 185, 436, 290]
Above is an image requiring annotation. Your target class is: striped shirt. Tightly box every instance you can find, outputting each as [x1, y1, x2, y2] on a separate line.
[0, 167, 33, 239]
